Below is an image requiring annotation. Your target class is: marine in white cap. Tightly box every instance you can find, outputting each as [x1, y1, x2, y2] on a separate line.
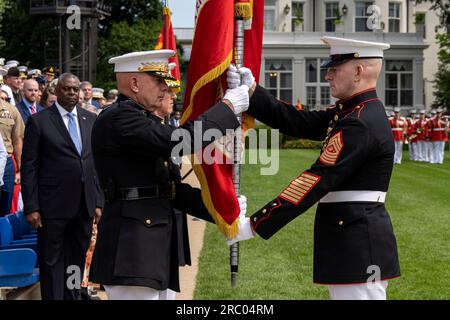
[89, 49, 248, 300]
[227, 36, 400, 300]
[406, 109, 419, 161]
[389, 107, 407, 164]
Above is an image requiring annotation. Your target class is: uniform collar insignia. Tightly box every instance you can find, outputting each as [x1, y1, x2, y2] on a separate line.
[336, 88, 378, 116]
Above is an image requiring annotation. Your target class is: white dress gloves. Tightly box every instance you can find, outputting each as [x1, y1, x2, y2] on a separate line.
[227, 64, 255, 89]
[227, 195, 255, 246]
[223, 85, 249, 114]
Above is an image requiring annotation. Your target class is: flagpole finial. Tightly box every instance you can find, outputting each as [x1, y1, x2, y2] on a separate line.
[235, 0, 252, 20]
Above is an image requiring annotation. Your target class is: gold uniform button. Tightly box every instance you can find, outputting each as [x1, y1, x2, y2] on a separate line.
[253, 217, 258, 222]
[145, 219, 152, 225]
[262, 209, 267, 213]
[334, 115, 339, 121]
[338, 220, 344, 226]
[356, 105, 361, 109]
[272, 203, 277, 206]
[339, 104, 343, 110]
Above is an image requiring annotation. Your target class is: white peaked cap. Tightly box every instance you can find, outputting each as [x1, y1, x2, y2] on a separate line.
[320, 36, 390, 69]
[109, 50, 176, 80]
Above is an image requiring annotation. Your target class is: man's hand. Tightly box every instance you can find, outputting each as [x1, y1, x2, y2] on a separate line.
[223, 85, 249, 114]
[14, 172, 21, 185]
[227, 65, 256, 90]
[227, 195, 255, 246]
[94, 207, 102, 225]
[26, 211, 43, 229]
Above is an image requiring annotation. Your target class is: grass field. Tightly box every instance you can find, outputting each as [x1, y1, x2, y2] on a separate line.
[193, 149, 450, 300]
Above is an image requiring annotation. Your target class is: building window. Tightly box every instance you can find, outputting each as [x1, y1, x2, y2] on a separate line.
[264, 0, 277, 31]
[325, 2, 339, 32]
[355, 1, 374, 32]
[389, 2, 401, 32]
[265, 59, 293, 103]
[385, 60, 413, 107]
[291, 1, 304, 32]
[305, 58, 331, 109]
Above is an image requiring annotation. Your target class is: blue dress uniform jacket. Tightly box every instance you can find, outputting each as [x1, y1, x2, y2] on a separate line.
[247, 85, 400, 285]
[89, 95, 240, 291]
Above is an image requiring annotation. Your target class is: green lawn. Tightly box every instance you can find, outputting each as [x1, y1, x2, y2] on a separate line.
[193, 149, 450, 300]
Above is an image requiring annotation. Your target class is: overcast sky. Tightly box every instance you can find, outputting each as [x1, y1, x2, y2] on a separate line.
[168, 0, 196, 28]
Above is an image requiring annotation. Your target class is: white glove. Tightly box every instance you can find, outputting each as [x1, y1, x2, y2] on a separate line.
[227, 195, 254, 246]
[227, 65, 255, 90]
[223, 85, 249, 114]
[238, 195, 247, 216]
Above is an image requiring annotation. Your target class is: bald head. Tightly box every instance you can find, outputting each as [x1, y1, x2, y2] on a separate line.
[325, 58, 383, 100]
[351, 58, 382, 87]
[116, 72, 169, 112]
[23, 79, 39, 104]
[55, 73, 80, 111]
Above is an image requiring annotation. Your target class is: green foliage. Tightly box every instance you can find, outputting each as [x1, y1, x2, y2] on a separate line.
[0, 0, 10, 49]
[283, 139, 323, 149]
[433, 33, 450, 108]
[414, 12, 426, 25]
[98, 0, 163, 36]
[195, 150, 450, 299]
[0, 0, 56, 67]
[95, 19, 163, 90]
[415, 0, 450, 30]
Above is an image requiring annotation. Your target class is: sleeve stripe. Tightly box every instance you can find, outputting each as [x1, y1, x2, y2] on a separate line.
[279, 172, 321, 205]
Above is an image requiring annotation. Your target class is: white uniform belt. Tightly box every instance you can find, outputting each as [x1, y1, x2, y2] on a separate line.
[319, 191, 386, 203]
[433, 128, 445, 131]
[391, 128, 403, 131]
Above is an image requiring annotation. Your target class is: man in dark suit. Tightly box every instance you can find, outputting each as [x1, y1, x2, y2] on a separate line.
[21, 73, 103, 300]
[228, 37, 400, 300]
[89, 50, 248, 300]
[17, 79, 44, 124]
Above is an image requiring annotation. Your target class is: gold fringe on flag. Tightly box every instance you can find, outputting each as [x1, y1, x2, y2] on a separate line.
[190, 154, 240, 239]
[181, 50, 233, 123]
[234, 1, 252, 20]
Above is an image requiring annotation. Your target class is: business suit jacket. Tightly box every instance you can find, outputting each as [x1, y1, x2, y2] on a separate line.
[17, 100, 44, 124]
[21, 104, 103, 219]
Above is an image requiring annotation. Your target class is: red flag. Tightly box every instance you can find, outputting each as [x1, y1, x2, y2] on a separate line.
[182, 0, 263, 238]
[155, 6, 181, 84]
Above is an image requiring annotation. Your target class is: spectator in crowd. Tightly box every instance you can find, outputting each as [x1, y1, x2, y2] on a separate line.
[81, 81, 101, 109]
[42, 66, 56, 83]
[0, 87, 25, 217]
[40, 88, 57, 108]
[170, 110, 182, 128]
[21, 73, 103, 300]
[0, 133, 7, 189]
[3, 67, 23, 105]
[17, 79, 44, 124]
[92, 88, 107, 109]
[79, 89, 98, 115]
[107, 89, 119, 104]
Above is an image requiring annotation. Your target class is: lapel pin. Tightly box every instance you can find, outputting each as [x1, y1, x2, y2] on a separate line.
[82, 117, 86, 120]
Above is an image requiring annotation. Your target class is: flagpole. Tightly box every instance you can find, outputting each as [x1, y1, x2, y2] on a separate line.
[230, 0, 251, 289]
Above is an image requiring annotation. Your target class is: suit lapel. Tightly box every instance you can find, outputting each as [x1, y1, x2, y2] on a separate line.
[49, 104, 80, 156]
[20, 101, 31, 118]
[77, 107, 89, 157]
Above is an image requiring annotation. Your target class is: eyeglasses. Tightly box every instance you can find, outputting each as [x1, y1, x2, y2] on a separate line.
[1, 97, 11, 103]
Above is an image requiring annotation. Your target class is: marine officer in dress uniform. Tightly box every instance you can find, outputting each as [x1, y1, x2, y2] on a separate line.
[89, 50, 248, 300]
[227, 36, 400, 300]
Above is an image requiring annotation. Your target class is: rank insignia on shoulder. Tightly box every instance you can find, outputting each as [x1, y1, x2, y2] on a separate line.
[320, 131, 343, 165]
[279, 172, 321, 205]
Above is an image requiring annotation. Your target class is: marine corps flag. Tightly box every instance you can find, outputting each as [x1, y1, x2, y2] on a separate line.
[182, 0, 263, 238]
[155, 4, 181, 87]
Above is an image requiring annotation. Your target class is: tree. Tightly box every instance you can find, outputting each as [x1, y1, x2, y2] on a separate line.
[416, 0, 450, 109]
[96, 19, 162, 90]
[0, 0, 10, 49]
